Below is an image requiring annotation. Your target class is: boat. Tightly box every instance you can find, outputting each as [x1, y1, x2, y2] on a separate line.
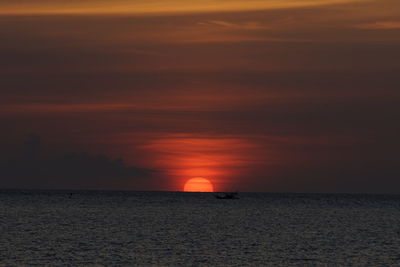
[214, 192, 239, 199]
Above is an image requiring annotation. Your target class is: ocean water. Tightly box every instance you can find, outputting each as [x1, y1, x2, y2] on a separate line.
[1, 191, 400, 266]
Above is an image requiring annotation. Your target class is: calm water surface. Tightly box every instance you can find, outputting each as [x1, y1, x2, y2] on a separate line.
[1, 191, 400, 266]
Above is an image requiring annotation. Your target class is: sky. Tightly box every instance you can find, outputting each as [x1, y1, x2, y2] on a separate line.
[0, 0, 399, 193]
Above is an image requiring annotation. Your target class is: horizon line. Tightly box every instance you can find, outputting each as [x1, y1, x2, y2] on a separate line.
[1, 188, 399, 196]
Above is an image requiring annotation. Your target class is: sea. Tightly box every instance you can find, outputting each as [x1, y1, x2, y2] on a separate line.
[1, 190, 399, 266]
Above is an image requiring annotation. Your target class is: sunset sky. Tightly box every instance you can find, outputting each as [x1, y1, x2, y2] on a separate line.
[0, 0, 399, 192]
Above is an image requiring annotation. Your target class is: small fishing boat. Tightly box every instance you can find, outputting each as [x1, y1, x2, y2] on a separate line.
[214, 192, 239, 199]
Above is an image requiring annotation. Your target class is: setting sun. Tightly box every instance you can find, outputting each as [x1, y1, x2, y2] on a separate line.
[183, 177, 214, 192]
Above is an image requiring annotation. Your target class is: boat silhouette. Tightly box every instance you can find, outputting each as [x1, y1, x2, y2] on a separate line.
[214, 192, 239, 199]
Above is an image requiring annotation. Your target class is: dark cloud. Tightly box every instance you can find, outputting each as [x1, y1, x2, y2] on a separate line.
[0, 134, 153, 190]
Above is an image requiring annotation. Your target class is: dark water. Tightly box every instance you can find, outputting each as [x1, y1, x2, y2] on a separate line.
[1, 191, 400, 266]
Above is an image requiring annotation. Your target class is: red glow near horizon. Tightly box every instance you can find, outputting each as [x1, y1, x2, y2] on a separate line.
[141, 134, 259, 191]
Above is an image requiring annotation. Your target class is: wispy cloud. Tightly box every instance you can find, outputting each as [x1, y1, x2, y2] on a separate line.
[0, 0, 362, 15]
[197, 20, 267, 30]
[354, 21, 400, 30]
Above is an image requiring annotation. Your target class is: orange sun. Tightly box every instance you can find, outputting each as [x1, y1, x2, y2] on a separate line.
[183, 177, 214, 192]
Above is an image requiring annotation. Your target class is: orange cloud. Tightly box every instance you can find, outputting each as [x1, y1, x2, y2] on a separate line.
[0, 0, 362, 15]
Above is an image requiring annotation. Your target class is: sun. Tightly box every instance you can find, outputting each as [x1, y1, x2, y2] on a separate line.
[183, 177, 214, 192]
